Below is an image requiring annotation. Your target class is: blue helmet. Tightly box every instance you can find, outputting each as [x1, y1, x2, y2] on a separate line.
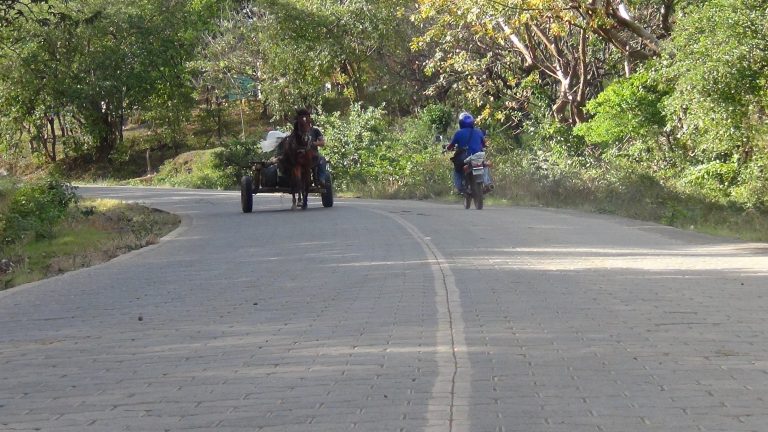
[458, 112, 475, 128]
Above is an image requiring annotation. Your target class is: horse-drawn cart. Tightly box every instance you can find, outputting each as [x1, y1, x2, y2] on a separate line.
[240, 161, 334, 213]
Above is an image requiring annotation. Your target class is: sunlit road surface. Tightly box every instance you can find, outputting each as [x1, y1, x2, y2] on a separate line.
[2, 186, 768, 432]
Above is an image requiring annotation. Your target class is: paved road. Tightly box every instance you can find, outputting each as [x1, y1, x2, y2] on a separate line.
[2, 186, 768, 432]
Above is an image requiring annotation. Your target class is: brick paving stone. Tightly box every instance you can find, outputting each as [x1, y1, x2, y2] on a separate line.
[2, 189, 768, 431]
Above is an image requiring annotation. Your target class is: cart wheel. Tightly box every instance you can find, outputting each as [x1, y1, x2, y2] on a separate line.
[241, 175, 253, 213]
[321, 174, 334, 208]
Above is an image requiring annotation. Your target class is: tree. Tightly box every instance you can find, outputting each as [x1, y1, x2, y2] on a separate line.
[193, 3, 263, 140]
[197, 0, 429, 118]
[0, 0, 206, 163]
[0, 1, 81, 162]
[0, 0, 50, 27]
[662, 0, 768, 163]
[574, 68, 669, 148]
[413, 0, 684, 126]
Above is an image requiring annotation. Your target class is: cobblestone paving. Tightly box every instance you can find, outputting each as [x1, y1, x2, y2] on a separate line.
[1, 188, 767, 431]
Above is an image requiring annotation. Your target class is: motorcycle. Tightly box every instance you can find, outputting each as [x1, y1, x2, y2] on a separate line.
[461, 151, 488, 210]
[440, 136, 490, 210]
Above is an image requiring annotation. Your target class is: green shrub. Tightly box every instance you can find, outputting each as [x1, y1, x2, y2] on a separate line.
[376, 115, 451, 199]
[317, 104, 452, 198]
[421, 104, 454, 136]
[316, 103, 390, 191]
[152, 149, 236, 190]
[527, 119, 588, 159]
[731, 155, 768, 209]
[574, 70, 668, 147]
[211, 137, 265, 173]
[0, 175, 78, 244]
[678, 161, 739, 202]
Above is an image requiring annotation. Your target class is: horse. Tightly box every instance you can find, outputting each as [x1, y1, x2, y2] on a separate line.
[279, 117, 316, 210]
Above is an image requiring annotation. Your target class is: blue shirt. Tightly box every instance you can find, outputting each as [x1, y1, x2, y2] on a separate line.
[451, 127, 485, 155]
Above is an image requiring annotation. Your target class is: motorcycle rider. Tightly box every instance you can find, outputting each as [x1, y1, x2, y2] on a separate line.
[446, 112, 492, 194]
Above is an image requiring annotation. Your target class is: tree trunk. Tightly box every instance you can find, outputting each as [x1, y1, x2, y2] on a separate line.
[553, 98, 569, 125]
[342, 60, 366, 101]
[26, 124, 37, 153]
[239, 99, 246, 139]
[119, 105, 125, 145]
[40, 118, 51, 160]
[215, 96, 223, 143]
[261, 99, 269, 119]
[46, 115, 57, 162]
[571, 103, 586, 125]
[57, 115, 69, 158]
[56, 113, 67, 137]
[146, 148, 152, 175]
[96, 101, 117, 163]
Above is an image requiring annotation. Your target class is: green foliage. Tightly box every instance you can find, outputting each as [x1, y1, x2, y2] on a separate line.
[152, 149, 235, 190]
[575, 70, 669, 147]
[380, 114, 452, 198]
[1, 1, 52, 27]
[663, 0, 768, 161]
[526, 119, 588, 159]
[678, 161, 739, 203]
[0, 175, 78, 244]
[731, 155, 768, 209]
[210, 137, 268, 185]
[316, 104, 390, 190]
[212, 138, 264, 171]
[199, 0, 425, 118]
[421, 104, 454, 135]
[316, 103, 450, 198]
[0, 0, 205, 162]
[192, 4, 263, 119]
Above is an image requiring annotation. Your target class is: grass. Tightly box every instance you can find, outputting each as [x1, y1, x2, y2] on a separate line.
[336, 161, 768, 242]
[483, 169, 768, 242]
[1, 198, 181, 290]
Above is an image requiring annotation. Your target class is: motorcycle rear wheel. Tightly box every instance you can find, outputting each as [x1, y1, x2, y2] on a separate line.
[472, 181, 484, 210]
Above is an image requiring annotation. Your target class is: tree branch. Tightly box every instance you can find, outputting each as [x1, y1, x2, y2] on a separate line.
[608, 2, 660, 54]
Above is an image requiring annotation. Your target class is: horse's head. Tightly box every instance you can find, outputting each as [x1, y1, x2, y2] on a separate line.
[296, 114, 312, 136]
[293, 108, 314, 141]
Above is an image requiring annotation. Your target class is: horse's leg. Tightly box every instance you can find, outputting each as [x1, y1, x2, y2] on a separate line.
[291, 167, 300, 210]
[301, 167, 310, 209]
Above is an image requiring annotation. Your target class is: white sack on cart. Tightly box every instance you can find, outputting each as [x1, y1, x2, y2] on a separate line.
[260, 131, 288, 152]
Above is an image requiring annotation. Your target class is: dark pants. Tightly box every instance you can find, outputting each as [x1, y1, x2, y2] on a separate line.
[315, 156, 329, 184]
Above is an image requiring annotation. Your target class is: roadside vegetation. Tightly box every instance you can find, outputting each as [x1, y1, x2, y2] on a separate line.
[1, 0, 767, 289]
[0, 176, 180, 289]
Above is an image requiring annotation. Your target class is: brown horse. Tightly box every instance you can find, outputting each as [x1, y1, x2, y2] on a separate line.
[279, 116, 316, 210]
